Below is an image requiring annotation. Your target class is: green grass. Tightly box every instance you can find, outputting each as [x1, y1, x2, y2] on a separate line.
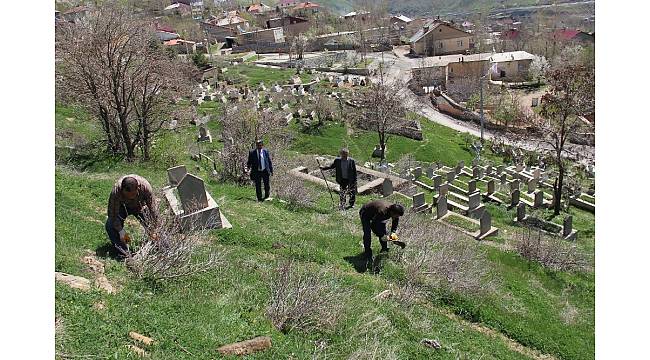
[55, 96, 595, 360]
[228, 64, 312, 86]
[444, 213, 479, 232]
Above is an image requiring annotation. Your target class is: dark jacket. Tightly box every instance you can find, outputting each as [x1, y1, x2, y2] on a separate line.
[321, 157, 357, 184]
[247, 148, 273, 179]
[359, 200, 399, 237]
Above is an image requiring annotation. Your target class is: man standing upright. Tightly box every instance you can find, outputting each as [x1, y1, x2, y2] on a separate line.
[247, 139, 274, 201]
[105, 174, 159, 258]
[320, 148, 357, 209]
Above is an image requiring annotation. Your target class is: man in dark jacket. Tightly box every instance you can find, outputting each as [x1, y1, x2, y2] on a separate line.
[359, 200, 405, 259]
[246, 139, 274, 201]
[320, 148, 357, 209]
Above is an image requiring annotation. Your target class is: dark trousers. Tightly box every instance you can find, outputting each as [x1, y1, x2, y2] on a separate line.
[253, 170, 271, 201]
[359, 209, 388, 256]
[339, 179, 357, 208]
[105, 206, 147, 257]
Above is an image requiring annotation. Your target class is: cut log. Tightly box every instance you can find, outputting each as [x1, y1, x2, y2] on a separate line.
[129, 332, 155, 346]
[217, 336, 272, 356]
[55, 272, 91, 291]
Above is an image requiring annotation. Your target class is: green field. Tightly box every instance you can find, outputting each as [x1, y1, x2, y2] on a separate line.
[55, 63, 595, 359]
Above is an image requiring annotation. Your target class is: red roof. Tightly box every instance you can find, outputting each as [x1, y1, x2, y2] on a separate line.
[155, 23, 176, 33]
[293, 2, 320, 10]
[552, 29, 581, 41]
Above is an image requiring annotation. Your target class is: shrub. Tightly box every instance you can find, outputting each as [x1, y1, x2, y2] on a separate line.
[266, 261, 348, 333]
[515, 228, 588, 272]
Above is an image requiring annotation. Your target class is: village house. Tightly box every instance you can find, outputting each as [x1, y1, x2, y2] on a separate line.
[61, 6, 89, 23]
[551, 28, 595, 45]
[163, 39, 197, 54]
[164, 2, 192, 17]
[266, 15, 310, 38]
[391, 14, 413, 28]
[154, 23, 180, 41]
[290, 2, 321, 17]
[409, 19, 473, 56]
[246, 3, 273, 14]
[238, 27, 286, 46]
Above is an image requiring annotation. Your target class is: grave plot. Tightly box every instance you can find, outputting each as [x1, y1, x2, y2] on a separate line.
[569, 192, 595, 213]
[288, 162, 409, 195]
[434, 194, 498, 240]
[513, 202, 578, 240]
[162, 166, 232, 232]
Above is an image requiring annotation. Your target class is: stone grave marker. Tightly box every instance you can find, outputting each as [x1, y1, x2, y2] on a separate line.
[178, 174, 209, 213]
[516, 163, 524, 172]
[382, 178, 393, 196]
[425, 167, 434, 178]
[500, 173, 508, 185]
[486, 165, 494, 176]
[487, 179, 495, 195]
[436, 195, 448, 219]
[439, 183, 449, 197]
[167, 165, 187, 187]
[197, 126, 212, 143]
[412, 192, 425, 209]
[468, 192, 481, 209]
[563, 216, 573, 238]
[516, 202, 526, 221]
[510, 179, 520, 192]
[284, 113, 293, 124]
[534, 191, 544, 208]
[413, 167, 422, 178]
[533, 168, 541, 179]
[446, 171, 456, 183]
[528, 179, 538, 193]
[472, 158, 479, 167]
[479, 212, 491, 237]
[511, 189, 520, 207]
[432, 175, 442, 190]
[468, 179, 477, 194]
[497, 165, 505, 175]
[472, 167, 480, 179]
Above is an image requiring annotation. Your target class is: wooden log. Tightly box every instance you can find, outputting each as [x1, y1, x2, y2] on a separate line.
[217, 336, 272, 356]
[129, 332, 155, 346]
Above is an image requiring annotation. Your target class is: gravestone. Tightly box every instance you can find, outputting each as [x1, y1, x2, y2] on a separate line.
[500, 173, 508, 185]
[468, 192, 481, 210]
[412, 192, 425, 209]
[197, 126, 212, 143]
[531, 97, 539, 107]
[486, 165, 494, 176]
[432, 175, 442, 190]
[425, 167, 434, 178]
[281, 103, 290, 111]
[177, 174, 209, 213]
[382, 178, 393, 196]
[511, 189, 520, 207]
[528, 179, 538, 193]
[439, 183, 449, 197]
[534, 191, 544, 208]
[468, 180, 477, 194]
[167, 165, 187, 187]
[472, 158, 479, 167]
[446, 171, 456, 183]
[455, 162, 463, 175]
[472, 167, 480, 179]
[284, 113, 293, 124]
[516, 163, 524, 172]
[533, 168, 541, 179]
[436, 195, 448, 219]
[516, 202, 526, 221]
[487, 179, 495, 195]
[510, 179, 520, 192]
[497, 165, 505, 175]
[413, 167, 422, 178]
[479, 212, 491, 237]
[563, 216, 573, 238]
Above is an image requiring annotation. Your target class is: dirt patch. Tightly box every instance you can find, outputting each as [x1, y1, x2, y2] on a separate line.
[55, 272, 91, 291]
[93, 301, 106, 311]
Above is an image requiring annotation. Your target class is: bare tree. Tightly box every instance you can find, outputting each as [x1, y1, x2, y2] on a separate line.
[527, 54, 594, 215]
[56, 4, 195, 161]
[353, 78, 410, 162]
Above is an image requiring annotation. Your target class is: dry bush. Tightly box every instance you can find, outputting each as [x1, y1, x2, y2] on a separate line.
[347, 310, 398, 360]
[271, 154, 318, 208]
[266, 261, 348, 333]
[515, 228, 588, 272]
[127, 211, 226, 281]
[395, 214, 495, 300]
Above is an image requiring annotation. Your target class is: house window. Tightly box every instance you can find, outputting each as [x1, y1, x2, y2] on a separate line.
[438, 42, 443, 48]
[517, 62, 525, 72]
[457, 40, 463, 47]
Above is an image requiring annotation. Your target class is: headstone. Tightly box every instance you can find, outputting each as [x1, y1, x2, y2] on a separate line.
[533, 168, 541, 180]
[436, 195, 448, 219]
[472, 167, 480, 179]
[468, 192, 480, 209]
[446, 171, 456, 183]
[486, 165, 494, 176]
[439, 183, 449, 197]
[177, 174, 209, 213]
[500, 173, 508, 185]
[432, 175, 442, 190]
[455, 163, 463, 175]
[510, 179, 520, 192]
[281, 103, 290, 111]
[412, 192, 425, 208]
[563, 216, 573, 237]
[534, 190, 544, 208]
[479, 212, 491, 236]
[382, 178, 393, 196]
[497, 165, 505, 175]
[516, 202, 526, 221]
[487, 180, 495, 195]
[468, 180, 477, 194]
[284, 113, 293, 124]
[511, 189, 520, 207]
[197, 126, 212, 143]
[425, 167, 434, 178]
[527, 179, 538, 193]
[531, 97, 539, 107]
[472, 158, 479, 167]
[516, 163, 524, 172]
[167, 165, 187, 187]
[413, 167, 422, 178]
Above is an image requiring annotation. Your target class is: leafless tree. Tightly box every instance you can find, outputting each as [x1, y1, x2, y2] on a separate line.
[352, 78, 410, 162]
[525, 54, 594, 215]
[56, 4, 195, 161]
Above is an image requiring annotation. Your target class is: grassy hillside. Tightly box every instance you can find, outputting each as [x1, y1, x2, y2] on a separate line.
[55, 63, 594, 359]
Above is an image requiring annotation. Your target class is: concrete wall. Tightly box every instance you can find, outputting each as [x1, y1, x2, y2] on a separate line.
[491, 59, 532, 82]
[412, 24, 472, 56]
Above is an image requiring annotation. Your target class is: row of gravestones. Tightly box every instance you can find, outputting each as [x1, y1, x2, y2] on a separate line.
[514, 202, 577, 240]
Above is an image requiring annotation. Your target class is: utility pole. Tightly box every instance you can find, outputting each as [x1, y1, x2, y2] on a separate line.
[480, 74, 484, 143]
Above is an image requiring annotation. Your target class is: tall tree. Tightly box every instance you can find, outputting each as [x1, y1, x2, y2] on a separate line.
[56, 4, 193, 161]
